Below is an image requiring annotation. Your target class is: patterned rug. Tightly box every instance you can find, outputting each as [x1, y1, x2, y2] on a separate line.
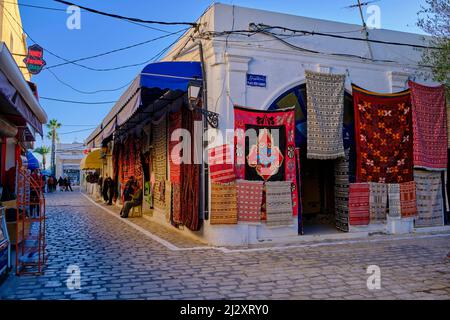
[165, 180, 172, 222]
[236, 180, 264, 222]
[169, 111, 182, 184]
[352, 84, 413, 183]
[349, 183, 370, 225]
[369, 183, 388, 223]
[208, 144, 235, 183]
[210, 183, 238, 225]
[153, 118, 167, 210]
[409, 81, 447, 171]
[306, 70, 346, 160]
[265, 181, 294, 227]
[414, 170, 444, 227]
[387, 184, 401, 218]
[334, 150, 350, 231]
[234, 105, 298, 216]
[172, 183, 181, 224]
[400, 181, 417, 218]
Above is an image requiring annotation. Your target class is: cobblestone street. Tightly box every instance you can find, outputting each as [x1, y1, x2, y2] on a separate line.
[0, 191, 449, 300]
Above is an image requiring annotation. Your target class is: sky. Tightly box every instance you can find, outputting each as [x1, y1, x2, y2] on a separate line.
[17, 0, 428, 150]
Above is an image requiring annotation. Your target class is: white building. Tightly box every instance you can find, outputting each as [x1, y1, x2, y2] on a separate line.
[55, 142, 84, 185]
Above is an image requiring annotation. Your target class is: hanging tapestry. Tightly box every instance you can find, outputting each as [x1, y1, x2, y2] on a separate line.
[387, 184, 401, 218]
[265, 181, 294, 227]
[153, 118, 167, 211]
[414, 170, 444, 227]
[165, 180, 172, 222]
[409, 81, 447, 171]
[400, 181, 417, 218]
[210, 182, 238, 225]
[352, 84, 413, 183]
[334, 149, 350, 232]
[369, 183, 388, 223]
[236, 180, 264, 222]
[180, 107, 202, 231]
[234, 106, 298, 216]
[208, 144, 235, 183]
[172, 183, 182, 224]
[305, 70, 346, 160]
[447, 105, 450, 149]
[169, 111, 182, 184]
[349, 183, 370, 225]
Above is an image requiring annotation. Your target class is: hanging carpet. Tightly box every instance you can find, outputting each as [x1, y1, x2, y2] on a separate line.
[208, 144, 235, 183]
[352, 84, 413, 184]
[334, 149, 350, 231]
[387, 184, 401, 218]
[400, 181, 417, 218]
[414, 170, 444, 227]
[265, 181, 294, 227]
[169, 111, 182, 184]
[210, 182, 238, 225]
[409, 81, 447, 171]
[369, 183, 388, 223]
[305, 70, 346, 160]
[236, 180, 264, 222]
[349, 183, 370, 226]
[153, 118, 167, 211]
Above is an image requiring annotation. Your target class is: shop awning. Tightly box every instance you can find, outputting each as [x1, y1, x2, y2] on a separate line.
[27, 151, 40, 170]
[86, 61, 202, 147]
[80, 149, 102, 170]
[0, 43, 47, 137]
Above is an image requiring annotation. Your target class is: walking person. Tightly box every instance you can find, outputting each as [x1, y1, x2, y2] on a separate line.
[120, 181, 142, 218]
[66, 176, 73, 192]
[58, 176, 64, 192]
[47, 176, 53, 193]
[102, 175, 112, 204]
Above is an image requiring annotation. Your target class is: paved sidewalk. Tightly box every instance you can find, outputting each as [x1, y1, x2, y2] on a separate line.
[0, 191, 449, 300]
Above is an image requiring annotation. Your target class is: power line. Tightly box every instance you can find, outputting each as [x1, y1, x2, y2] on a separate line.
[40, 97, 116, 105]
[54, 0, 198, 27]
[59, 127, 98, 135]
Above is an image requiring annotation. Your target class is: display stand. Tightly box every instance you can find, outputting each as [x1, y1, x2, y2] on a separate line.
[15, 168, 47, 275]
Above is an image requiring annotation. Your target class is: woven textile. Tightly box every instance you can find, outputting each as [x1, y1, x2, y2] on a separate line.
[172, 183, 181, 224]
[208, 145, 235, 183]
[234, 106, 298, 216]
[153, 118, 167, 210]
[210, 183, 238, 225]
[352, 84, 413, 183]
[169, 111, 182, 184]
[334, 150, 350, 231]
[388, 184, 401, 218]
[409, 81, 447, 170]
[165, 181, 172, 222]
[236, 180, 264, 222]
[400, 181, 417, 218]
[349, 183, 370, 225]
[306, 71, 346, 160]
[414, 171, 444, 227]
[265, 181, 293, 227]
[369, 183, 388, 223]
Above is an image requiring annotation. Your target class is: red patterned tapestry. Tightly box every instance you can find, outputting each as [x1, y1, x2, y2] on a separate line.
[234, 106, 298, 216]
[236, 180, 264, 222]
[208, 144, 235, 183]
[349, 183, 370, 225]
[353, 84, 413, 184]
[409, 81, 447, 171]
[169, 111, 182, 184]
[400, 181, 417, 218]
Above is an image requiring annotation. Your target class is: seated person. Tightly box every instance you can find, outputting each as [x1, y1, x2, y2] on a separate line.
[120, 181, 142, 218]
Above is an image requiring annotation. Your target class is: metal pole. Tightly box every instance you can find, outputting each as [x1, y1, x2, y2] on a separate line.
[356, 0, 374, 60]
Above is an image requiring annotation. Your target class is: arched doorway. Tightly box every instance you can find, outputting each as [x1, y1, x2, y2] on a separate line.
[268, 84, 356, 233]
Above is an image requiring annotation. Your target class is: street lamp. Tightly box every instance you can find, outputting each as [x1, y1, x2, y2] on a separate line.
[187, 81, 219, 129]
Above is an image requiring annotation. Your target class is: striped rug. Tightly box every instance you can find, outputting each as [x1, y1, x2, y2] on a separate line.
[414, 170, 444, 228]
[208, 145, 235, 183]
[210, 182, 238, 225]
[265, 181, 294, 227]
[400, 181, 417, 218]
[334, 150, 350, 231]
[369, 182, 388, 223]
[349, 183, 370, 225]
[387, 184, 401, 218]
[236, 180, 264, 223]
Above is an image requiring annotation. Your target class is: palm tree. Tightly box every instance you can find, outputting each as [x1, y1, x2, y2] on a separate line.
[34, 146, 50, 170]
[46, 119, 62, 176]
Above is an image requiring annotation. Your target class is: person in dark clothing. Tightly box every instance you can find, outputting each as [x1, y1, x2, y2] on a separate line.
[102, 175, 113, 204]
[120, 182, 142, 218]
[66, 177, 73, 192]
[122, 176, 135, 202]
[63, 177, 68, 191]
[58, 177, 64, 192]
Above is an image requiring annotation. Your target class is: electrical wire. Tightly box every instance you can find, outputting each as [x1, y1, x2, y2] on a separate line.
[58, 127, 97, 135]
[40, 97, 116, 104]
[54, 0, 198, 27]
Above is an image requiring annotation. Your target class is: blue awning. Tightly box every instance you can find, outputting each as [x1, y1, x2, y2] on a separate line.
[27, 151, 40, 170]
[86, 61, 202, 147]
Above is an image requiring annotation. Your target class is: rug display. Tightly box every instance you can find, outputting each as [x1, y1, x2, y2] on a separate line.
[265, 181, 294, 227]
[369, 182, 388, 223]
[387, 184, 401, 218]
[409, 81, 447, 170]
[172, 183, 181, 224]
[334, 150, 350, 231]
[169, 111, 182, 184]
[400, 181, 417, 218]
[234, 105, 298, 216]
[210, 182, 238, 225]
[305, 70, 346, 160]
[236, 180, 264, 222]
[349, 183, 370, 225]
[208, 144, 235, 183]
[153, 118, 167, 211]
[165, 180, 172, 222]
[414, 170, 444, 227]
[352, 84, 413, 183]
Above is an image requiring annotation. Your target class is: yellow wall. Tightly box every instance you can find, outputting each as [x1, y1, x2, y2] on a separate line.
[0, 0, 31, 80]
